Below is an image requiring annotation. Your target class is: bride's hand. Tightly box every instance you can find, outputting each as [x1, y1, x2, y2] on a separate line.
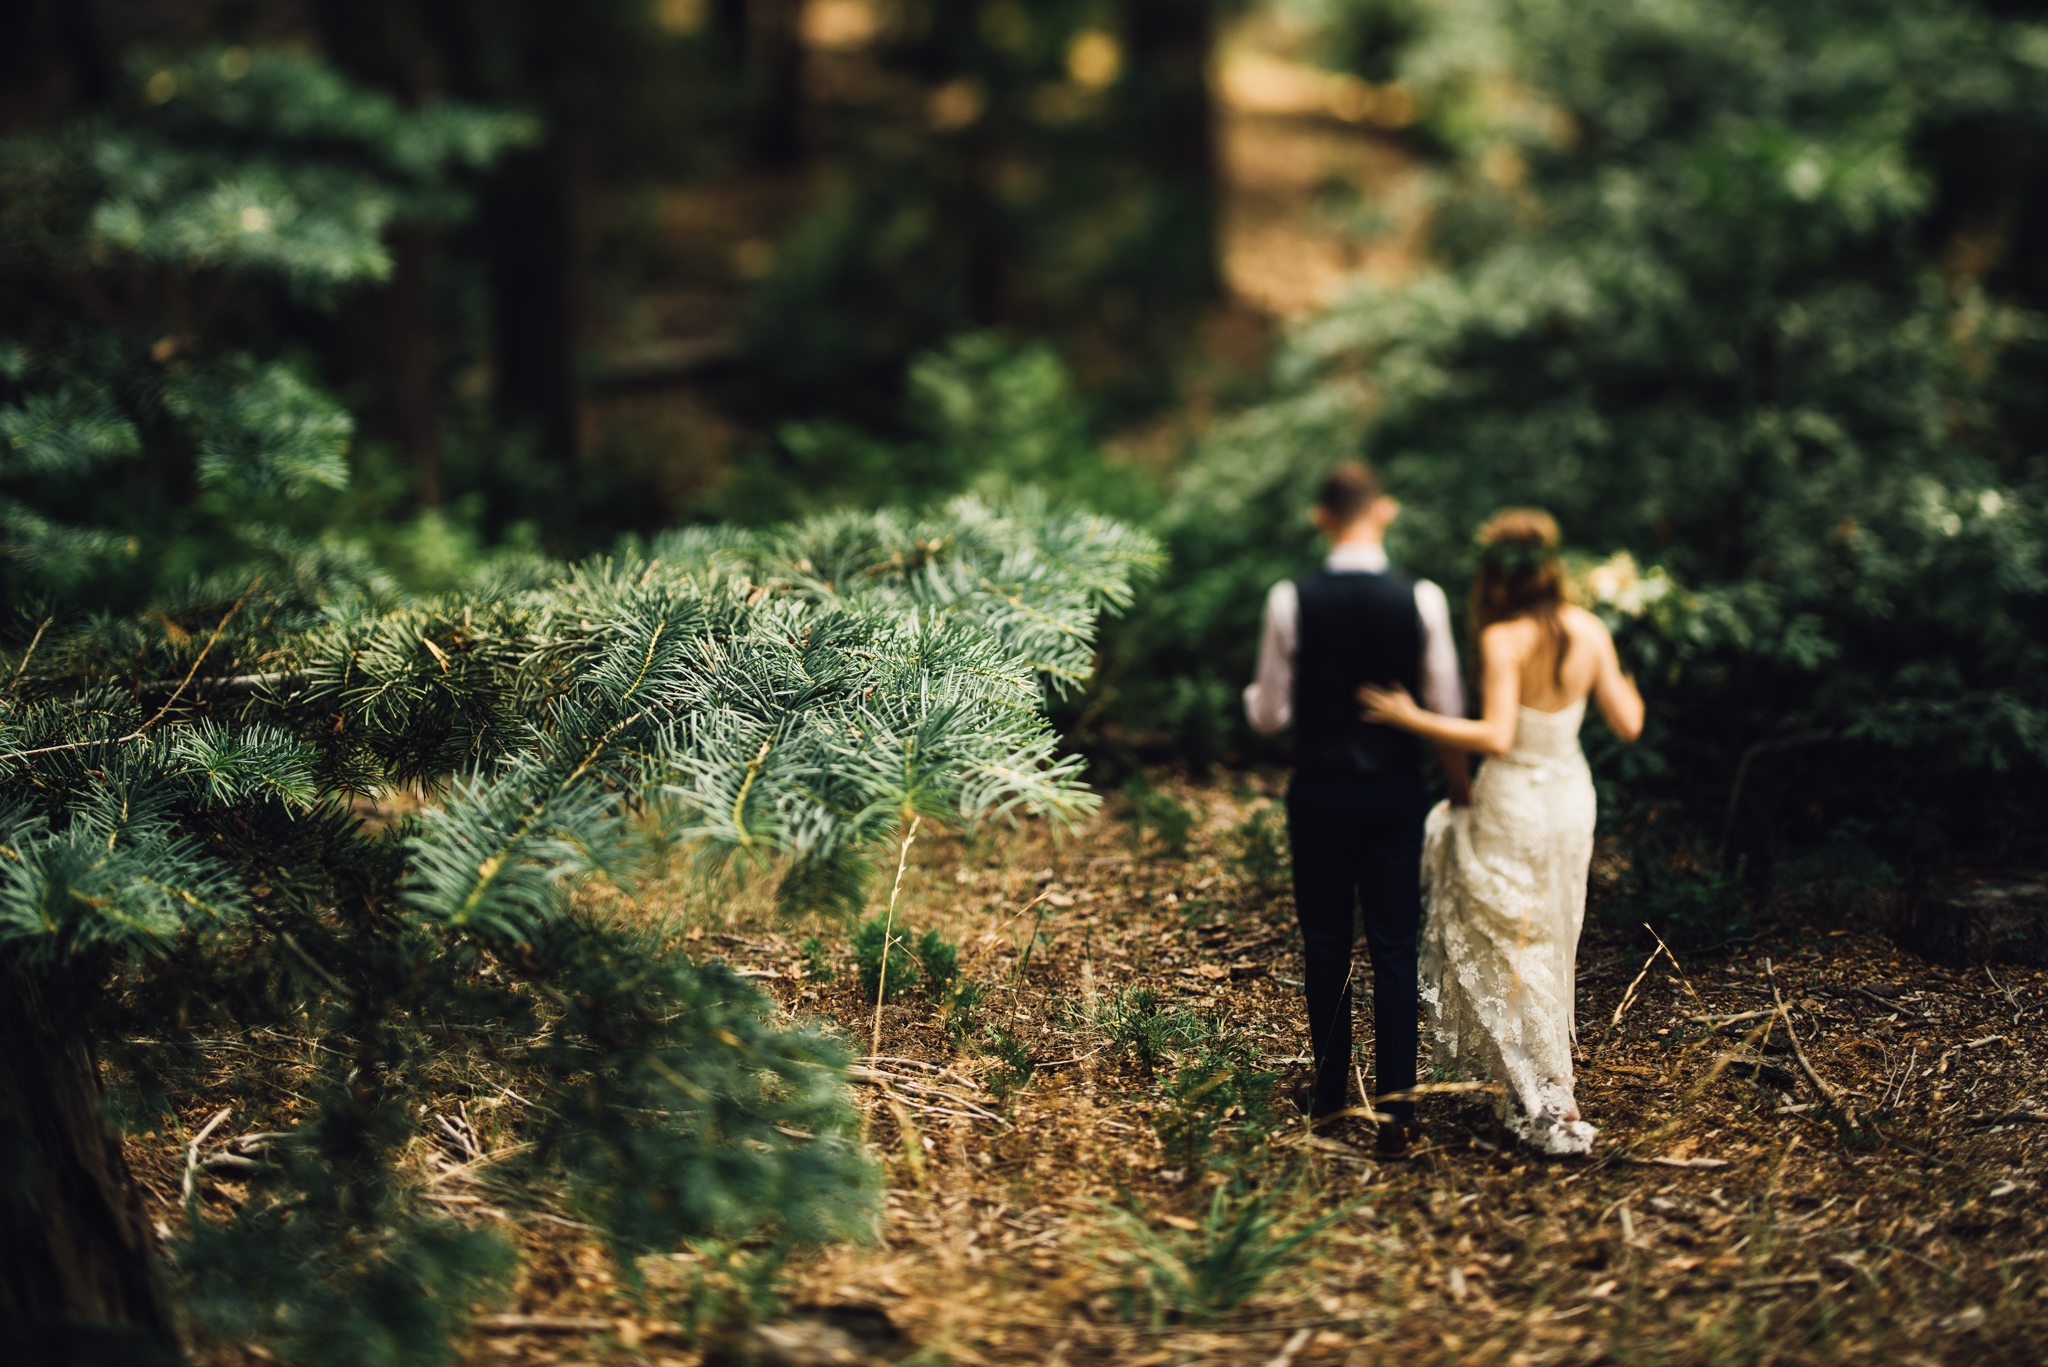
[1357, 682, 1421, 729]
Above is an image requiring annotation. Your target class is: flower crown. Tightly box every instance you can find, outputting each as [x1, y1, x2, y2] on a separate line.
[1477, 536, 1556, 578]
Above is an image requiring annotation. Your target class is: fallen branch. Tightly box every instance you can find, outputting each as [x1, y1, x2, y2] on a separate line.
[1967, 1110, 2048, 1127]
[846, 1065, 1003, 1123]
[182, 1105, 233, 1205]
[1764, 957, 1860, 1131]
[476, 1315, 617, 1334]
[132, 670, 301, 699]
[1689, 1010, 1774, 1029]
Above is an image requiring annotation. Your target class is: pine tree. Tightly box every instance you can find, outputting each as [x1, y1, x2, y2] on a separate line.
[0, 494, 1158, 1362]
[0, 43, 534, 603]
[0, 41, 1168, 1364]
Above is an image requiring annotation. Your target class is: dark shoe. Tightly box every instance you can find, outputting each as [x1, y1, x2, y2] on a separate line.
[1289, 1076, 1346, 1126]
[1375, 1121, 1414, 1156]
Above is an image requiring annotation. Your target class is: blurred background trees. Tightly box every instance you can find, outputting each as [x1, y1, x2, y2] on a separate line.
[10, 0, 2048, 1355]
[5, 0, 2048, 1024]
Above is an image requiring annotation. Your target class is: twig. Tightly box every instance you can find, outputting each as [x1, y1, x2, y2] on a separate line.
[121, 580, 258, 740]
[1266, 1327, 1315, 1367]
[278, 931, 350, 997]
[131, 671, 300, 699]
[1641, 923, 1705, 1006]
[1763, 957, 1859, 1131]
[183, 1105, 233, 1205]
[1689, 1010, 1774, 1029]
[1967, 1110, 2048, 1126]
[845, 1066, 1003, 1122]
[1006, 886, 1059, 1032]
[1716, 730, 1834, 865]
[1986, 965, 2023, 1024]
[871, 813, 921, 1057]
[1599, 941, 1669, 1052]
[1, 584, 258, 762]
[7, 616, 52, 694]
[476, 1315, 616, 1334]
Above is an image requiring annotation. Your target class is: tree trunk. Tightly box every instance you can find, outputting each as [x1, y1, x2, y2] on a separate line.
[0, 972, 177, 1365]
[488, 140, 582, 466]
[313, 0, 446, 508]
[747, 0, 807, 168]
[387, 227, 443, 508]
[1121, 0, 1223, 302]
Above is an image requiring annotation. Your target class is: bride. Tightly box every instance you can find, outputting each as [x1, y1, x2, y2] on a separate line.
[1358, 510, 1643, 1155]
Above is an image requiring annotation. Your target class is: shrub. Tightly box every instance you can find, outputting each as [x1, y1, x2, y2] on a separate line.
[799, 934, 836, 985]
[1124, 776, 1197, 860]
[1108, 1186, 1360, 1327]
[914, 928, 960, 1005]
[1227, 805, 1291, 896]
[853, 915, 921, 1004]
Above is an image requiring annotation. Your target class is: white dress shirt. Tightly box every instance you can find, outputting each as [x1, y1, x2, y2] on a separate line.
[1243, 542, 1464, 736]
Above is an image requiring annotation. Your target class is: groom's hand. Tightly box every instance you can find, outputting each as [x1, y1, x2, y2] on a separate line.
[1437, 743, 1473, 806]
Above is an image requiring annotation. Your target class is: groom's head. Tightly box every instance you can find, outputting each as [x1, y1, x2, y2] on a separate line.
[1311, 460, 1398, 542]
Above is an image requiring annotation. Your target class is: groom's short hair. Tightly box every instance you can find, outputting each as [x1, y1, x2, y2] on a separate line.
[1317, 460, 1382, 526]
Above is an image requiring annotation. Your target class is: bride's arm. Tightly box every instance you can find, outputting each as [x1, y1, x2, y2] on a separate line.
[1586, 613, 1645, 741]
[1359, 626, 1524, 756]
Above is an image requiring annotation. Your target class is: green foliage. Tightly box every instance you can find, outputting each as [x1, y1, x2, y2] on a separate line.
[979, 1026, 1037, 1103]
[705, 334, 1163, 527]
[1613, 833, 1754, 949]
[738, 6, 1244, 422]
[1117, 0, 2048, 873]
[0, 45, 532, 607]
[90, 48, 534, 294]
[1108, 1185, 1358, 1326]
[1227, 804, 1291, 895]
[1093, 985, 1199, 1075]
[1123, 776, 1197, 859]
[799, 934, 836, 985]
[914, 928, 961, 1004]
[0, 496, 1151, 1359]
[853, 915, 921, 1003]
[1153, 1054, 1284, 1178]
[944, 978, 988, 1042]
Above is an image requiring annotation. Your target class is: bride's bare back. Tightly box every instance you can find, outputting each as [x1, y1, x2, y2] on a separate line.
[1358, 602, 1643, 755]
[1483, 606, 1643, 742]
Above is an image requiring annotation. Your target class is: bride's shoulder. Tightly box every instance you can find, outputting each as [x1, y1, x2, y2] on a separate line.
[1560, 605, 1616, 648]
[1478, 616, 1541, 657]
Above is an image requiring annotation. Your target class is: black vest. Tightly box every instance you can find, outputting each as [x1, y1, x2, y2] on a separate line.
[1292, 568, 1425, 778]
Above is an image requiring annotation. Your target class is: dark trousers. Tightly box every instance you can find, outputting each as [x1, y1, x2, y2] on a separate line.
[1286, 771, 1426, 1123]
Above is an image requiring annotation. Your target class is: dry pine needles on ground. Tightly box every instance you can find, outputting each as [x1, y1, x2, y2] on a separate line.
[153, 775, 2047, 1367]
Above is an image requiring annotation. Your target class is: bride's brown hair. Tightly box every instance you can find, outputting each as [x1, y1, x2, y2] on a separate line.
[1472, 508, 1569, 684]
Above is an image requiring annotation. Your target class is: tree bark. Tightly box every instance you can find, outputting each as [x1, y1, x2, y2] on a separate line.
[0, 972, 177, 1365]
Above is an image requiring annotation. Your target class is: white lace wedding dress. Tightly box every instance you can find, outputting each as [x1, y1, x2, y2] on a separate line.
[1421, 697, 1599, 1155]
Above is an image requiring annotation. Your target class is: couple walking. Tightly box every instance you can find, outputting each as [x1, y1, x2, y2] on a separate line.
[1245, 462, 1644, 1156]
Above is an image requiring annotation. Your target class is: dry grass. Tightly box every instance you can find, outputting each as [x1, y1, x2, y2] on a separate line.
[157, 773, 2048, 1366]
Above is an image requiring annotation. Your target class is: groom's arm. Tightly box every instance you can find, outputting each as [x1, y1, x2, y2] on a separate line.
[1243, 580, 1297, 736]
[1416, 581, 1474, 805]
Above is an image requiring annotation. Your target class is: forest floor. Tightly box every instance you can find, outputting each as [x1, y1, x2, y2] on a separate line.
[165, 775, 2048, 1367]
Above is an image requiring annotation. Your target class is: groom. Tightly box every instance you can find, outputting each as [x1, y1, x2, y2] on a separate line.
[1244, 461, 1469, 1153]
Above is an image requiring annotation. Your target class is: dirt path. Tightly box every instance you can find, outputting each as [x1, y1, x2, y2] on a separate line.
[434, 777, 2045, 1366]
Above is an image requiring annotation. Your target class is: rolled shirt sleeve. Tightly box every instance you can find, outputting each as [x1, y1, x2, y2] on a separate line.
[1414, 578, 1465, 720]
[1242, 579, 1298, 736]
